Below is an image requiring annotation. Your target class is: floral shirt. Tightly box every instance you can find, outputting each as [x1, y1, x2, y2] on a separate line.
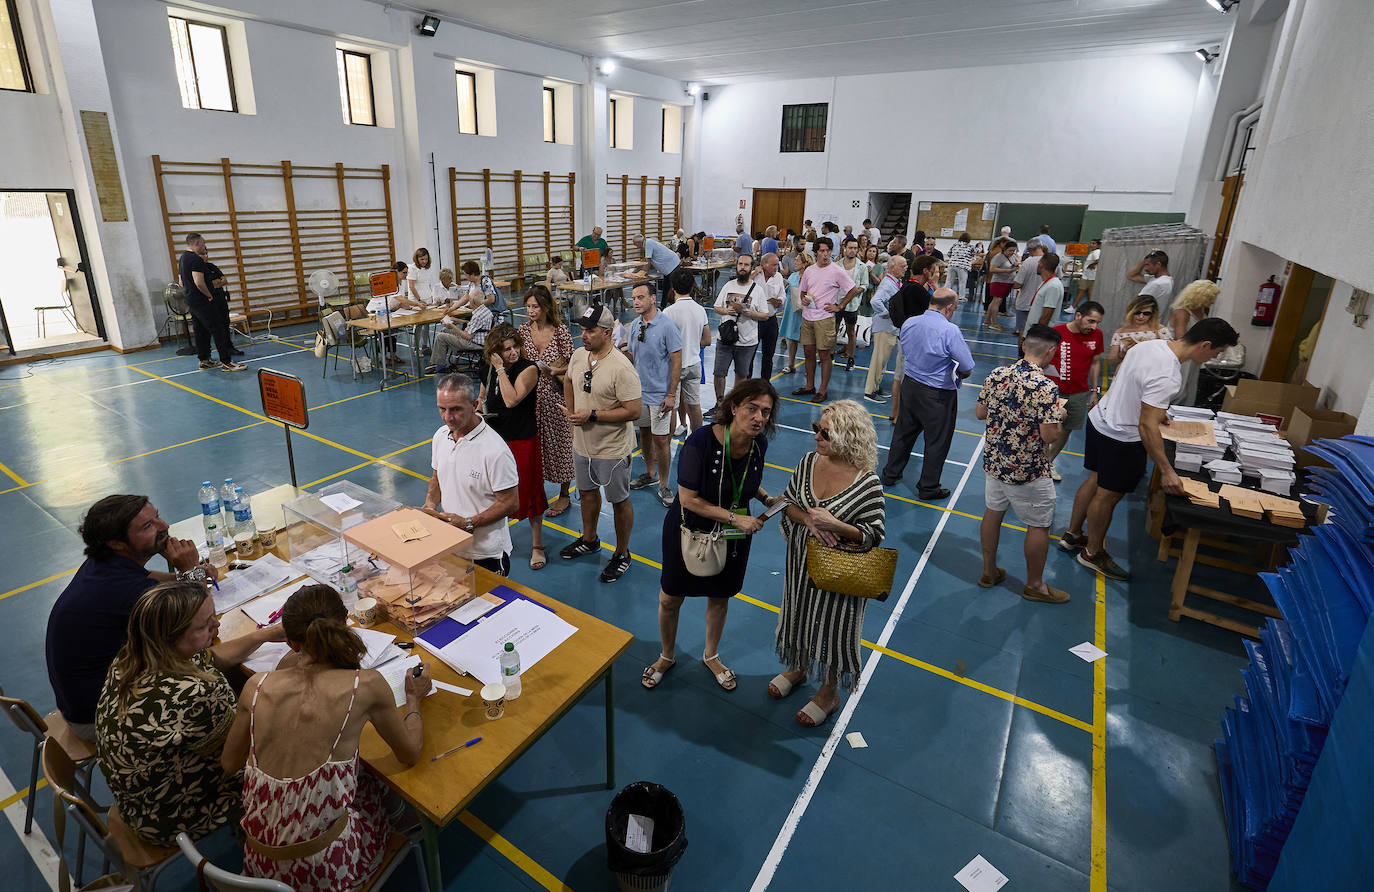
[977, 359, 1064, 484]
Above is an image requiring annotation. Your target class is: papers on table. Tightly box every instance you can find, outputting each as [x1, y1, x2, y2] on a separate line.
[243, 642, 290, 674]
[1069, 642, 1108, 663]
[319, 492, 363, 514]
[354, 626, 406, 670]
[432, 680, 474, 697]
[427, 597, 576, 687]
[377, 654, 438, 707]
[295, 539, 386, 586]
[954, 855, 1009, 892]
[1159, 419, 1218, 447]
[241, 590, 292, 627]
[212, 554, 295, 615]
[449, 596, 499, 625]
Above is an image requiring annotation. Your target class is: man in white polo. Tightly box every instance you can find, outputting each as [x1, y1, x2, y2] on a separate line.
[424, 373, 519, 576]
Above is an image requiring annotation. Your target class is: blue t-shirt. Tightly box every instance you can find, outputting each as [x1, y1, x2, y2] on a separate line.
[734, 232, 752, 255]
[761, 237, 779, 257]
[46, 555, 156, 724]
[626, 312, 683, 403]
[644, 238, 681, 277]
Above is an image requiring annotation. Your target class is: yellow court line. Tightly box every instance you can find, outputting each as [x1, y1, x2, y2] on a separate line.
[1090, 571, 1108, 888]
[0, 778, 47, 812]
[0, 567, 77, 602]
[0, 460, 28, 487]
[301, 438, 433, 490]
[458, 811, 575, 892]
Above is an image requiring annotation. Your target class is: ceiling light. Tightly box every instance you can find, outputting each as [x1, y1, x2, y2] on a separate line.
[1196, 48, 1218, 63]
[597, 58, 617, 76]
[417, 15, 440, 37]
[1205, 0, 1240, 13]
[687, 83, 700, 96]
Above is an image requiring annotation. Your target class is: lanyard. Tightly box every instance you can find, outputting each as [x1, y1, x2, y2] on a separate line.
[723, 426, 752, 509]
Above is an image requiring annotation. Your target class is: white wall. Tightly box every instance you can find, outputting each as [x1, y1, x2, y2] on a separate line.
[1305, 281, 1374, 416]
[694, 54, 1211, 237]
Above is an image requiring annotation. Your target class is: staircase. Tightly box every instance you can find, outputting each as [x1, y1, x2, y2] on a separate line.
[880, 194, 911, 242]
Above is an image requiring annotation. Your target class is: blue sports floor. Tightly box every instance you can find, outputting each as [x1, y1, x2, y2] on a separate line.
[0, 301, 1258, 890]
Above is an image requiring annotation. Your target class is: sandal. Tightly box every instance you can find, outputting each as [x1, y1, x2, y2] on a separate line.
[796, 697, 841, 728]
[545, 496, 571, 518]
[529, 546, 546, 571]
[702, 653, 737, 691]
[977, 567, 1007, 588]
[768, 672, 805, 699]
[641, 655, 675, 689]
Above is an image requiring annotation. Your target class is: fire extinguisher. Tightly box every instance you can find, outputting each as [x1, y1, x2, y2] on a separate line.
[1252, 276, 1281, 326]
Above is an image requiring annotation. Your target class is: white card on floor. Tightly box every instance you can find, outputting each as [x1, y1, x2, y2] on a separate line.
[1069, 642, 1108, 663]
[432, 680, 474, 696]
[625, 814, 654, 854]
[954, 855, 1009, 891]
[845, 731, 868, 749]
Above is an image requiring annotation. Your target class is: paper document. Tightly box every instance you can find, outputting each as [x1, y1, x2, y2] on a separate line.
[213, 558, 295, 615]
[432, 680, 473, 697]
[319, 492, 363, 514]
[392, 519, 431, 542]
[243, 642, 291, 674]
[954, 855, 1009, 891]
[1159, 420, 1217, 447]
[377, 655, 437, 707]
[953, 208, 968, 229]
[845, 732, 868, 749]
[354, 627, 404, 670]
[625, 815, 655, 854]
[1069, 642, 1108, 663]
[242, 590, 292, 626]
[450, 596, 501, 624]
[434, 598, 576, 686]
[981, 202, 997, 221]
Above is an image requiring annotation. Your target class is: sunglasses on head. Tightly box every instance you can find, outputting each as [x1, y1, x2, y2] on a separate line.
[811, 422, 831, 441]
[583, 369, 593, 393]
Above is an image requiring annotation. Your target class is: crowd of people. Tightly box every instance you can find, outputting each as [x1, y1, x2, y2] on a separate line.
[43, 217, 1240, 888]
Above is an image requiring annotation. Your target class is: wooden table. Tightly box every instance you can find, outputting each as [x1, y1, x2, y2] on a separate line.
[684, 259, 734, 300]
[345, 305, 470, 389]
[218, 567, 631, 892]
[554, 273, 656, 316]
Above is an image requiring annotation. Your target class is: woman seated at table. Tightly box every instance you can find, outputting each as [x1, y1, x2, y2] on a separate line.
[222, 584, 431, 892]
[95, 579, 285, 846]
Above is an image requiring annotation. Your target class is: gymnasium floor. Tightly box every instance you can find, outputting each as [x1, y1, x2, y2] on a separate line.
[0, 301, 1259, 890]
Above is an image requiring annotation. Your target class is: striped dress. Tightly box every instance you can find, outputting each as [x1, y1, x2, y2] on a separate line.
[776, 452, 886, 691]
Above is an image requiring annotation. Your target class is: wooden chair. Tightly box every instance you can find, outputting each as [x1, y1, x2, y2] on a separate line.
[43, 740, 179, 892]
[175, 826, 421, 892]
[0, 685, 98, 835]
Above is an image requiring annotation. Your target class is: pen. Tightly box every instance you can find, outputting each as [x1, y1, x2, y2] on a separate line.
[431, 737, 482, 761]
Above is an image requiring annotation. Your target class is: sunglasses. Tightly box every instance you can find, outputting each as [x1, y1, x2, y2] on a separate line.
[811, 422, 831, 442]
[637, 322, 647, 342]
[1135, 310, 1154, 317]
[583, 369, 594, 393]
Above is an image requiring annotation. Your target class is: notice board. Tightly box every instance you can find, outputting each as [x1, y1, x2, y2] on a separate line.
[912, 201, 997, 241]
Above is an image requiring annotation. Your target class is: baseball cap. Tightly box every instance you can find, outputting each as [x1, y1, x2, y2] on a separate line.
[576, 305, 616, 330]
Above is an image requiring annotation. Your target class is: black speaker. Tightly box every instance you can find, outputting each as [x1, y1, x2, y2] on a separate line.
[702, 91, 709, 101]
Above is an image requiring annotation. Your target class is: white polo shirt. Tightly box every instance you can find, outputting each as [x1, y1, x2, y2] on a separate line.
[431, 420, 519, 559]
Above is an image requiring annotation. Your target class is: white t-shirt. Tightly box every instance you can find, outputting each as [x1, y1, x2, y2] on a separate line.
[1087, 339, 1181, 443]
[867, 226, 882, 245]
[662, 298, 708, 370]
[1139, 274, 1175, 313]
[1082, 249, 1101, 282]
[410, 265, 442, 305]
[714, 279, 770, 347]
[430, 421, 519, 559]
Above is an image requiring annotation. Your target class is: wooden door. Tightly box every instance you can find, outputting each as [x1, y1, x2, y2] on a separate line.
[1208, 173, 1242, 280]
[751, 188, 805, 237]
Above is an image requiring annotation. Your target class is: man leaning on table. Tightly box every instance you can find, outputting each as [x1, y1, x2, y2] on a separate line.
[425, 373, 520, 576]
[632, 232, 681, 306]
[46, 494, 218, 741]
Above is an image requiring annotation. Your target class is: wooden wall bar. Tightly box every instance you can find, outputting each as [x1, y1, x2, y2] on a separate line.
[449, 168, 576, 285]
[603, 174, 681, 259]
[153, 155, 395, 320]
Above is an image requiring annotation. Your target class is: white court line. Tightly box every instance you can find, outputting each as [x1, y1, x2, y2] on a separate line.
[0, 768, 61, 891]
[773, 422, 970, 466]
[749, 436, 986, 892]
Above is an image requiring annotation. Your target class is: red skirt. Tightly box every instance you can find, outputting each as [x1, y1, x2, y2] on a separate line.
[508, 436, 549, 521]
[988, 282, 1013, 299]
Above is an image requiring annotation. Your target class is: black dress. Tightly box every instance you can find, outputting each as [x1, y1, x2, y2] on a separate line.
[659, 425, 768, 598]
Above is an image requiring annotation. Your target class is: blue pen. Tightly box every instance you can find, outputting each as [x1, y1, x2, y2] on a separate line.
[431, 736, 482, 761]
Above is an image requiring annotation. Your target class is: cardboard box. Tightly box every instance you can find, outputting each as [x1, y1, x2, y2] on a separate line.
[1222, 380, 1319, 429]
[1286, 406, 1358, 469]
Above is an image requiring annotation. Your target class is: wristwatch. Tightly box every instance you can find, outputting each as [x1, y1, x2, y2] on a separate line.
[178, 565, 210, 584]
[463, 516, 475, 533]
[589, 409, 598, 423]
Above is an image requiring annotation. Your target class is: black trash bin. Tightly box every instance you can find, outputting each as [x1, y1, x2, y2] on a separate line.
[606, 781, 687, 892]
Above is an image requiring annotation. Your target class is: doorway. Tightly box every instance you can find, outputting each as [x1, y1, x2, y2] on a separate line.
[0, 190, 104, 355]
[750, 188, 805, 238]
[1260, 264, 1332, 384]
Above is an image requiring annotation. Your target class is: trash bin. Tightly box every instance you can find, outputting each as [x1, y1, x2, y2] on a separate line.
[606, 781, 687, 892]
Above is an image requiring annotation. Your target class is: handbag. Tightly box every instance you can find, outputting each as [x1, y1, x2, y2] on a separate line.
[313, 330, 327, 358]
[805, 537, 898, 601]
[717, 318, 738, 346]
[678, 435, 754, 576]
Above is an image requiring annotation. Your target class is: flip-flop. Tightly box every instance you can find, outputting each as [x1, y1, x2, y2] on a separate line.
[702, 653, 737, 691]
[544, 497, 570, 518]
[641, 655, 675, 690]
[796, 698, 840, 728]
[768, 673, 805, 699]
[529, 547, 546, 571]
[978, 567, 1007, 588]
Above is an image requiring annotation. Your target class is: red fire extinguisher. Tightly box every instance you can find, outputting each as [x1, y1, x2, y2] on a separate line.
[1252, 276, 1281, 326]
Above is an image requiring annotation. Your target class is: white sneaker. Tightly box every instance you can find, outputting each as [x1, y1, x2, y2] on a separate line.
[1050, 461, 1061, 482]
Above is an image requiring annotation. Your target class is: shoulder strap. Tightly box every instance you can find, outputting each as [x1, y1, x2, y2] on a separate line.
[327, 671, 361, 760]
[248, 673, 269, 766]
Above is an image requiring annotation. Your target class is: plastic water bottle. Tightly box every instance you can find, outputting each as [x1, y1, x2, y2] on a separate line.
[206, 525, 227, 572]
[198, 481, 221, 542]
[232, 486, 256, 538]
[500, 642, 522, 699]
[220, 478, 237, 536]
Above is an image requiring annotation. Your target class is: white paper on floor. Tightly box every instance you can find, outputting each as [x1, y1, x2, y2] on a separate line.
[845, 731, 868, 749]
[954, 854, 1009, 891]
[1069, 641, 1108, 663]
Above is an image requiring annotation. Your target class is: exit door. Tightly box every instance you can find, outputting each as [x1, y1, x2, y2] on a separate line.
[0, 190, 104, 354]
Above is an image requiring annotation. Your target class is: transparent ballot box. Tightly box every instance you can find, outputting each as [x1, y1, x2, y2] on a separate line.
[343, 507, 476, 634]
[280, 481, 402, 585]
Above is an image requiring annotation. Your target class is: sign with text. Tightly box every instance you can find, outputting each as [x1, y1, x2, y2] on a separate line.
[258, 369, 308, 429]
[369, 270, 398, 297]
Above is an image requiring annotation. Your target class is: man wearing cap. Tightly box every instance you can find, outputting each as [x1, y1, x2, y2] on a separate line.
[561, 305, 642, 583]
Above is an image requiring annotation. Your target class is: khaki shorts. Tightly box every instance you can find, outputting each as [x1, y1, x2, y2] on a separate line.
[637, 403, 673, 436]
[800, 316, 837, 350]
[985, 475, 1056, 528]
[678, 364, 701, 407]
[1079, 278, 1095, 295]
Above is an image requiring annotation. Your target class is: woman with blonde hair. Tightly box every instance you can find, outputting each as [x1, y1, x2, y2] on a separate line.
[1107, 294, 1173, 365]
[96, 580, 283, 845]
[224, 584, 431, 892]
[481, 321, 548, 568]
[1169, 279, 1221, 404]
[771, 399, 887, 728]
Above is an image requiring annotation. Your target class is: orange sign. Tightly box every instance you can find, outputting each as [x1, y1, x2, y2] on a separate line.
[1064, 242, 1093, 257]
[581, 248, 601, 268]
[258, 369, 308, 429]
[370, 270, 398, 297]
[703, 237, 715, 250]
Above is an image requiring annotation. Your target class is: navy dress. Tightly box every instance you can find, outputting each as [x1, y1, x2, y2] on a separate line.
[660, 425, 768, 598]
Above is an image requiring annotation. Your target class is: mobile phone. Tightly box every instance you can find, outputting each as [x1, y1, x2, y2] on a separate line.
[759, 498, 790, 520]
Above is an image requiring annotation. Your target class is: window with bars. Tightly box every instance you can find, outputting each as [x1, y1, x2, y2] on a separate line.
[336, 49, 375, 126]
[542, 86, 555, 143]
[1, 0, 33, 92]
[168, 16, 237, 112]
[456, 69, 479, 134]
[779, 103, 827, 153]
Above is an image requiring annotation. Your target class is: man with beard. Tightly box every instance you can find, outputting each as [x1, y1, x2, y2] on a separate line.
[45, 495, 211, 740]
[711, 253, 772, 410]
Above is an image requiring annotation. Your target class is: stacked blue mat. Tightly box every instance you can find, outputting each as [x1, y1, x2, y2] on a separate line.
[1215, 435, 1374, 889]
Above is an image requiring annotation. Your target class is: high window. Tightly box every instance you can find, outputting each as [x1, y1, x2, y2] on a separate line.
[456, 69, 479, 134]
[336, 49, 375, 126]
[542, 86, 556, 143]
[168, 15, 237, 111]
[609, 96, 620, 148]
[0, 0, 33, 92]
[780, 103, 828, 153]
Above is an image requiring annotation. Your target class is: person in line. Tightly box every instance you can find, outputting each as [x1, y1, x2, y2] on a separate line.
[1126, 249, 1175, 315]
[625, 283, 683, 508]
[793, 238, 861, 404]
[47, 495, 213, 741]
[1075, 239, 1101, 308]
[750, 252, 787, 380]
[367, 261, 426, 367]
[480, 323, 549, 570]
[885, 255, 939, 423]
[632, 232, 682, 305]
[880, 289, 974, 500]
[425, 292, 492, 374]
[761, 226, 780, 258]
[518, 285, 575, 518]
[780, 250, 812, 375]
[1010, 239, 1046, 339]
[864, 253, 907, 404]
[711, 253, 772, 413]
[1107, 295, 1172, 366]
[576, 225, 612, 272]
[984, 239, 1020, 330]
[923, 236, 944, 263]
[802, 220, 818, 243]
[643, 379, 779, 693]
[561, 305, 642, 584]
[864, 219, 882, 245]
[223, 584, 431, 892]
[975, 325, 1069, 604]
[423, 374, 519, 576]
[772, 400, 886, 727]
[887, 235, 916, 274]
[944, 232, 976, 299]
[661, 266, 711, 435]
[1026, 252, 1065, 331]
[1060, 318, 1239, 581]
[96, 580, 283, 845]
[998, 225, 1015, 245]
[179, 233, 245, 371]
[193, 240, 244, 357]
[1035, 224, 1058, 255]
[1044, 301, 1106, 481]
[1168, 279, 1220, 405]
[834, 237, 869, 372]
[780, 234, 806, 278]
[967, 242, 986, 304]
